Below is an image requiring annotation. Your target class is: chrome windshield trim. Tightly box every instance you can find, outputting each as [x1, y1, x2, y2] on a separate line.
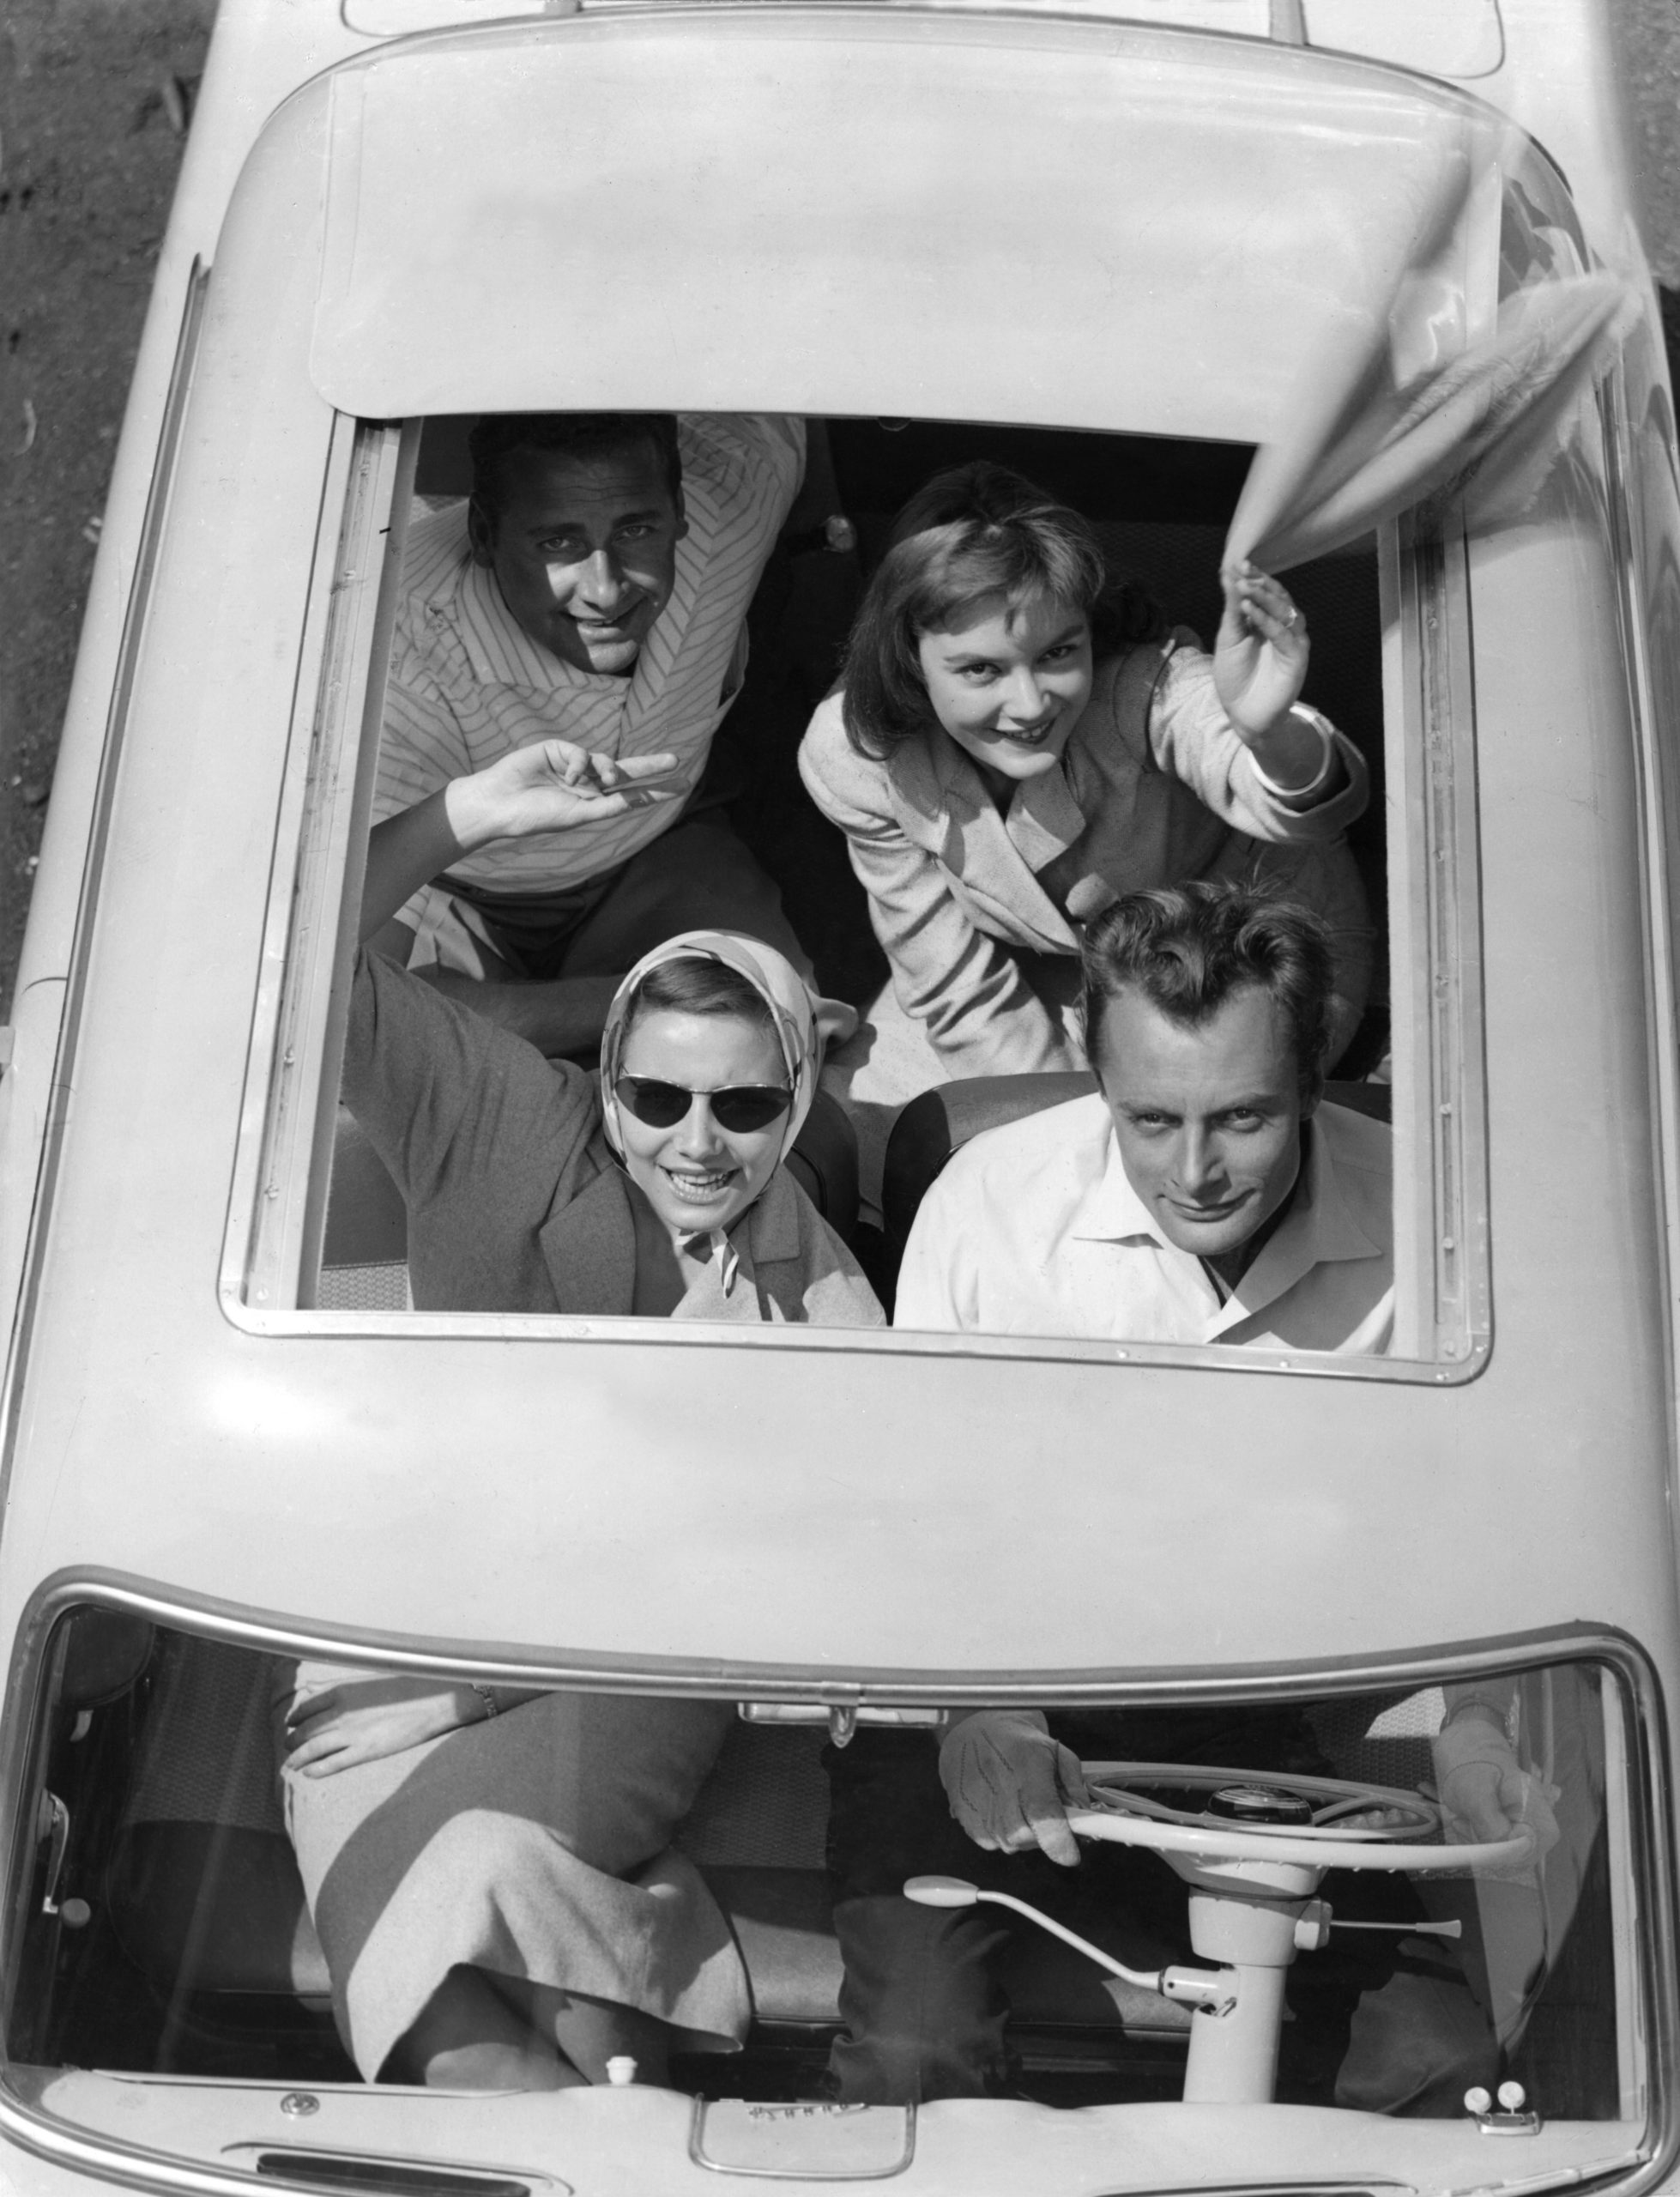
[3, 1571, 1671, 1710]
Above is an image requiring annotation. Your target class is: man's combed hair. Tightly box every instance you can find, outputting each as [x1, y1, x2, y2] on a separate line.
[468, 413, 683, 524]
[840, 462, 1165, 760]
[1080, 882, 1334, 1100]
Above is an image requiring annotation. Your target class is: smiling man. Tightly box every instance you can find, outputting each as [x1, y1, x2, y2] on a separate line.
[372, 412, 811, 1050]
[831, 894, 1478, 2117]
[893, 880, 1393, 1350]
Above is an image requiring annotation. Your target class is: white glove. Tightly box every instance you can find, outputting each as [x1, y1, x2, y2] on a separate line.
[938, 1710, 1091, 1867]
[1432, 1706, 1561, 1879]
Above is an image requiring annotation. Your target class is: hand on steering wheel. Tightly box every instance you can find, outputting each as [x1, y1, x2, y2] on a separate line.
[1432, 1710, 1561, 1877]
[940, 1710, 1092, 1867]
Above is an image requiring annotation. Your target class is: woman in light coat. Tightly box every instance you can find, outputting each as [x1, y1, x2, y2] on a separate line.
[799, 463, 1373, 1083]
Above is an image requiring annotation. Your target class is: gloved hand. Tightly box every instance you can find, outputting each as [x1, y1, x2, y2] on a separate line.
[1432, 1704, 1561, 1878]
[938, 1710, 1091, 1867]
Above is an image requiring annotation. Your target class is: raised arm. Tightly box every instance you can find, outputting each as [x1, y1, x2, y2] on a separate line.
[1144, 633, 1369, 846]
[1211, 560, 1346, 798]
[361, 740, 679, 946]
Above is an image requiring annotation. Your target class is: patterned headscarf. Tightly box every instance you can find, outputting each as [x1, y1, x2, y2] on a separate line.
[599, 930, 821, 1174]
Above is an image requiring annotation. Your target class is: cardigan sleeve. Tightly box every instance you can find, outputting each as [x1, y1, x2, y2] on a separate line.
[1144, 643, 1369, 843]
[341, 949, 596, 1208]
[798, 693, 1081, 1077]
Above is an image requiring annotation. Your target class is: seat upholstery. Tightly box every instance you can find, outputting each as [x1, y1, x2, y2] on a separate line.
[882, 1071, 1097, 1261]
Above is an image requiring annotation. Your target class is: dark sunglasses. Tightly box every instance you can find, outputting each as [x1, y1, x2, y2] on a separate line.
[614, 1074, 794, 1135]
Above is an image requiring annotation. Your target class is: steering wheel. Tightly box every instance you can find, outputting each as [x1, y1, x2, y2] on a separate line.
[909, 1758, 1532, 2107]
[1067, 1759, 1534, 1874]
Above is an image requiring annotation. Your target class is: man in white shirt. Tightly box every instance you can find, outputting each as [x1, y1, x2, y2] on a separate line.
[826, 887, 1544, 2111]
[370, 411, 812, 1051]
[894, 881, 1392, 1349]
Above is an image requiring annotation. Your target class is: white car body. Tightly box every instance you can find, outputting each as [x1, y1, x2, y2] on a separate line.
[2, 0, 1679, 2189]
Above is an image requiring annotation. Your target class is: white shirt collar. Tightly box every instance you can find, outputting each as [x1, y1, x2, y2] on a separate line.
[1073, 1110, 1387, 1332]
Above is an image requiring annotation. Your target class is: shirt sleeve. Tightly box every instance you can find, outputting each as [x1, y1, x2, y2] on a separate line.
[373, 626, 474, 826]
[1144, 642, 1369, 843]
[735, 415, 807, 515]
[683, 414, 807, 540]
[892, 1171, 977, 1330]
[798, 697, 1081, 1079]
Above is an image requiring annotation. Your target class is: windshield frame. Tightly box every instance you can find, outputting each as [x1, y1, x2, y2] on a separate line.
[0, 1574, 1673, 2194]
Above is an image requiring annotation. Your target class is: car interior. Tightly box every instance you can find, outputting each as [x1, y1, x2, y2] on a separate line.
[314, 414, 1393, 1319]
[8, 1610, 1626, 2119]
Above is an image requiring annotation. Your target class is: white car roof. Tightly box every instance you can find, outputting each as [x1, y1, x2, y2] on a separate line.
[293, 11, 1509, 433]
[4, 0, 1669, 1680]
[343, 0, 1508, 77]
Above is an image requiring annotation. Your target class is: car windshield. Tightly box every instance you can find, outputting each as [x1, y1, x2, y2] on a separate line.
[7, 1608, 1654, 2188]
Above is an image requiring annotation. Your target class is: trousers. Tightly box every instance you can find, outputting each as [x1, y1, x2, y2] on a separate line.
[410, 808, 813, 988]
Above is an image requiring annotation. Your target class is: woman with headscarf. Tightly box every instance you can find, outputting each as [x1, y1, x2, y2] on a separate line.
[275, 738, 882, 2095]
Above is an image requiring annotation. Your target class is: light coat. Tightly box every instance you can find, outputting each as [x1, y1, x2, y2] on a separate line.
[799, 639, 1373, 1076]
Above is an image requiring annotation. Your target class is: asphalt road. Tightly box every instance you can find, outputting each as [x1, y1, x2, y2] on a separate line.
[0, 0, 215, 1004]
[2, 1, 1680, 1006]
[1624, 0, 1680, 281]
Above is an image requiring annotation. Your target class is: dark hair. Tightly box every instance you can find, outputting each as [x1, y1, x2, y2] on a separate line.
[622, 957, 778, 1050]
[1080, 882, 1334, 1103]
[840, 462, 1165, 760]
[468, 413, 683, 529]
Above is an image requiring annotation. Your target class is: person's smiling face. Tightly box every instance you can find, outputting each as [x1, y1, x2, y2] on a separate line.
[614, 1009, 789, 1240]
[469, 442, 687, 676]
[916, 590, 1094, 786]
[1094, 983, 1310, 1261]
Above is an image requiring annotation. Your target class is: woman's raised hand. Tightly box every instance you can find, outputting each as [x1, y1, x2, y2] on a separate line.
[445, 740, 681, 853]
[1212, 560, 1310, 743]
[283, 1675, 493, 1776]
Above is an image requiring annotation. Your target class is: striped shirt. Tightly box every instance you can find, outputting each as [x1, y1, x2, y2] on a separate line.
[375, 415, 805, 902]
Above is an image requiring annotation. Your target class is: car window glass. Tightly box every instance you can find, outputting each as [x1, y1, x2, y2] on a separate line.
[10, 1609, 1649, 2159]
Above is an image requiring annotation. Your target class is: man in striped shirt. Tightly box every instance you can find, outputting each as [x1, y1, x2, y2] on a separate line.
[370, 411, 812, 1051]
